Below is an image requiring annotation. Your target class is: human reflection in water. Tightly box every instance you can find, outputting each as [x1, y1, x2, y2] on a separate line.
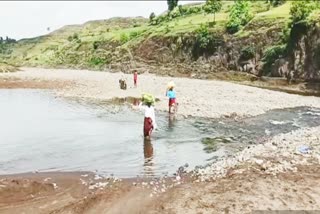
[133, 98, 139, 106]
[143, 138, 154, 177]
[168, 113, 176, 129]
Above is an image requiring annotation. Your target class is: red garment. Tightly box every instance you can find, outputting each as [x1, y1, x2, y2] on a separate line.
[168, 98, 176, 107]
[134, 73, 138, 86]
[144, 117, 153, 137]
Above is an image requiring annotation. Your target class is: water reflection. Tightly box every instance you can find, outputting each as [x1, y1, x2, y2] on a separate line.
[143, 138, 154, 176]
[133, 98, 139, 106]
[168, 114, 175, 129]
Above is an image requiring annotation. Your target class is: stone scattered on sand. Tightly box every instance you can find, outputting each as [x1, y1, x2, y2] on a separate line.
[195, 126, 320, 181]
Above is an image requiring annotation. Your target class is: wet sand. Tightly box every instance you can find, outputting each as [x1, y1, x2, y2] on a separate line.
[1, 67, 320, 213]
[1, 67, 320, 118]
[0, 164, 320, 213]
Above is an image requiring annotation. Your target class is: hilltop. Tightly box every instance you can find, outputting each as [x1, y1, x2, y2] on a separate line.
[1, 1, 320, 82]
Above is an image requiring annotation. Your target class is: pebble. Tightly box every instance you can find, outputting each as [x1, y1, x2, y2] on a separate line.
[195, 126, 320, 181]
[52, 183, 58, 189]
[255, 159, 264, 165]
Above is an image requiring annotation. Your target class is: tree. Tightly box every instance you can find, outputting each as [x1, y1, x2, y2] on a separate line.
[290, 0, 320, 24]
[149, 12, 156, 22]
[266, 0, 286, 7]
[203, 0, 222, 22]
[226, 0, 252, 34]
[167, 0, 178, 11]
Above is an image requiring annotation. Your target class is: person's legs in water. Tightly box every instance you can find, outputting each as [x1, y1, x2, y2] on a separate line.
[143, 138, 153, 160]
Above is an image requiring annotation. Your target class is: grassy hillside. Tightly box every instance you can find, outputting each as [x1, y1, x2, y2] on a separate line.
[0, 62, 18, 73]
[0, 1, 293, 76]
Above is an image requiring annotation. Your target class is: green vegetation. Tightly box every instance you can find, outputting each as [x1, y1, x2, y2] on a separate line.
[201, 137, 232, 153]
[0, 1, 306, 73]
[261, 44, 286, 75]
[226, 0, 253, 34]
[195, 24, 211, 49]
[0, 62, 18, 73]
[290, 0, 320, 24]
[203, 0, 222, 22]
[167, 0, 179, 11]
[240, 45, 255, 61]
[268, 0, 286, 7]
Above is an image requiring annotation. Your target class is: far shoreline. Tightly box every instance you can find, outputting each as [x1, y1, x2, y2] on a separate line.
[1, 67, 320, 120]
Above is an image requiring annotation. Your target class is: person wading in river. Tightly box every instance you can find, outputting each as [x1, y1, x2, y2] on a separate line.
[166, 83, 177, 114]
[139, 94, 157, 139]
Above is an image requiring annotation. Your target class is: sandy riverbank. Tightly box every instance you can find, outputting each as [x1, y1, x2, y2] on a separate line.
[1, 67, 320, 118]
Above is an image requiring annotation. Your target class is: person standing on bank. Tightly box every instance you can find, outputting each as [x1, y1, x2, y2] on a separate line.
[133, 70, 138, 87]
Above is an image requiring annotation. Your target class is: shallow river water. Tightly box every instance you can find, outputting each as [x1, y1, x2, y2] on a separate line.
[1, 89, 320, 178]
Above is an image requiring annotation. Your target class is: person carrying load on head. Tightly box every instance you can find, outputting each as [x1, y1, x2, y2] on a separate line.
[139, 93, 157, 139]
[166, 81, 177, 114]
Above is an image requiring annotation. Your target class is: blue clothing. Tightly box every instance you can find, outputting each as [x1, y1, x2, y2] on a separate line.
[167, 90, 176, 99]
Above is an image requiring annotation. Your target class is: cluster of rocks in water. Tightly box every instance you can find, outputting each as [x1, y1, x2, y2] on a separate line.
[194, 126, 320, 181]
[136, 163, 189, 197]
[79, 173, 122, 190]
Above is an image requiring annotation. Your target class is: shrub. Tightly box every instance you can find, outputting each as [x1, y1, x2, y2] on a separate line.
[133, 23, 141, 28]
[269, 0, 286, 7]
[150, 4, 204, 26]
[262, 45, 286, 63]
[129, 31, 141, 39]
[89, 57, 104, 66]
[120, 33, 129, 44]
[149, 12, 156, 22]
[93, 41, 99, 50]
[72, 33, 79, 40]
[165, 25, 170, 33]
[262, 45, 287, 75]
[203, 0, 222, 23]
[196, 24, 211, 48]
[67, 36, 73, 42]
[178, 5, 187, 15]
[226, 0, 253, 34]
[240, 45, 255, 61]
[150, 14, 168, 26]
[261, 44, 287, 74]
[290, 0, 320, 24]
[169, 6, 181, 19]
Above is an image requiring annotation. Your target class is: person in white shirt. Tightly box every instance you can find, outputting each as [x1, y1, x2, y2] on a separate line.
[139, 101, 157, 139]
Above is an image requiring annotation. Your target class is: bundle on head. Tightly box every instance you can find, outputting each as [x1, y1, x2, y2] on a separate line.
[142, 93, 155, 105]
[167, 81, 175, 90]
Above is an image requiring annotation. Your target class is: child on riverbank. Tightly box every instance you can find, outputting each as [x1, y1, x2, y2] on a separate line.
[133, 70, 138, 87]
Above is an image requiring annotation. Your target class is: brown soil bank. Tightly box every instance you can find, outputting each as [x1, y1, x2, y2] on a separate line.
[0, 165, 319, 214]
